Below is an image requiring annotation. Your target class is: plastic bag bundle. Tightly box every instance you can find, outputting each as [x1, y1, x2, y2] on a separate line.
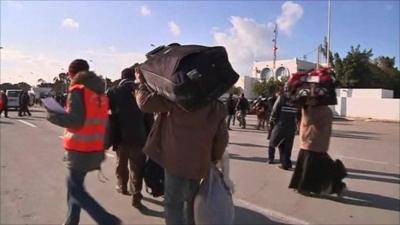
[194, 165, 235, 225]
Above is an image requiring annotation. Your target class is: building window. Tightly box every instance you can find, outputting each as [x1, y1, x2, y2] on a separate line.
[276, 67, 289, 80]
[260, 68, 272, 81]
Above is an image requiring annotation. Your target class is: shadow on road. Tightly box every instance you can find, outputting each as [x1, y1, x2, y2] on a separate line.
[141, 197, 164, 218]
[348, 168, 400, 179]
[305, 190, 400, 212]
[230, 127, 267, 134]
[140, 206, 164, 218]
[0, 120, 14, 124]
[229, 142, 266, 148]
[347, 174, 400, 185]
[333, 122, 353, 126]
[234, 206, 288, 225]
[229, 153, 268, 163]
[143, 196, 164, 207]
[347, 168, 400, 184]
[142, 197, 286, 223]
[332, 130, 379, 140]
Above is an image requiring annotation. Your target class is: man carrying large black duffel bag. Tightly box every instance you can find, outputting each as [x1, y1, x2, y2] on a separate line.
[139, 43, 239, 112]
[134, 65, 229, 225]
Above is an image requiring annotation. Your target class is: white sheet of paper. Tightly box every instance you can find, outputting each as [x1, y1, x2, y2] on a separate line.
[41, 97, 67, 114]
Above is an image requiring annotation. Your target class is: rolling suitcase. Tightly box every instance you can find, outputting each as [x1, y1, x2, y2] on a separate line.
[139, 43, 239, 111]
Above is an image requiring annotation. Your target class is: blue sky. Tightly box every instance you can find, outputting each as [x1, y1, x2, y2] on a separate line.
[1, 0, 399, 85]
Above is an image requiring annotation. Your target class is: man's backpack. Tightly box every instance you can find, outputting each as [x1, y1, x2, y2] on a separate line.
[143, 158, 164, 197]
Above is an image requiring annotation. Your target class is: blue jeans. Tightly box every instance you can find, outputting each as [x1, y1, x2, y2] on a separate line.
[65, 169, 120, 225]
[164, 172, 201, 225]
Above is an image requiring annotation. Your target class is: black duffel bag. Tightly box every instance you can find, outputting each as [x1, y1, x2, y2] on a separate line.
[140, 43, 239, 111]
[143, 158, 164, 197]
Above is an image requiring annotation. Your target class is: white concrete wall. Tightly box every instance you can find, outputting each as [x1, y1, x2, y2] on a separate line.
[332, 88, 399, 121]
[235, 76, 257, 99]
[331, 96, 400, 121]
[337, 88, 394, 98]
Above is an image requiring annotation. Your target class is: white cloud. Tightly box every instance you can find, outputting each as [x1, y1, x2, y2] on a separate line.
[213, 16, 275, 75]
[141, 5, 152, 16]
[108, 46, 116, 52]
[4, 1, 24, 10]
[212, 1, 303, 76]
[62, 18, 80, 29]
[0, 47, 146, 85]
[1, 48, 68, 85]
[276, 1, 303, 35]
[168, 21, 181, 36]
[81, 48, 146, 79]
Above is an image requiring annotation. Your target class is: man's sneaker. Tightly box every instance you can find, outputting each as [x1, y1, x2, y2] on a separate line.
[268, 160, 274, 164]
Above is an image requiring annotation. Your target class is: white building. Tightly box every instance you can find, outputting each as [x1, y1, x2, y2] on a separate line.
[234, 58, 318, 99]
[252, 58, 316, 80]
[234, 76, 258, 99]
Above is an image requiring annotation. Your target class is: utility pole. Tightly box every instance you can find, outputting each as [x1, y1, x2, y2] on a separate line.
[316, 45, 321, 69]
[272, 23, 278, 79]
[327, 0, 332, 67]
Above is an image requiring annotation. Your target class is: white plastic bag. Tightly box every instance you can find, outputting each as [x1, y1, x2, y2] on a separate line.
[194, 165, 235, 225]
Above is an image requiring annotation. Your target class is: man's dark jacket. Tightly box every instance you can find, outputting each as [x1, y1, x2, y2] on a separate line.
[269, 95, 299, 147]
[226, 97, 236, 115]
[107, 79, 153, 150]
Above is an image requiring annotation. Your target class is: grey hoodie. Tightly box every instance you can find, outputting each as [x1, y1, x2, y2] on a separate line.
[47, 71, 106, 172]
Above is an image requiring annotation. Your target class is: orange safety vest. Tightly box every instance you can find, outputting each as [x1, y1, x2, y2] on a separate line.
[64, 84, 109, 152]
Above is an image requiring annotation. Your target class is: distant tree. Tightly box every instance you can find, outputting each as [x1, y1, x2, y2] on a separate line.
[331, 45, 400, 97]
[374, 56, 396, 69]
[38, 82, 54, 88]
[111, 79, 121, 87]
[17, 82, 31, 91]
[230, 86, 242, 96]
[105, 77, 112, 91]
[52, 78, 64, 95]
[252, 78, 284, 97]
[0, 83, 18, 91]
[331, 45, 373, 87]
[37, 78, 46, 86]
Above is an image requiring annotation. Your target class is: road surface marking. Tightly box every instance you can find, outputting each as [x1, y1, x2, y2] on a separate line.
[336, 154, 400, 167]
[18, 120, 37, 128]
[235, 198, 310, 225]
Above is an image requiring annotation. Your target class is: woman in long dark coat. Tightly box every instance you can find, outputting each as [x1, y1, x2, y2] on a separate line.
[289, 100, 347, 196]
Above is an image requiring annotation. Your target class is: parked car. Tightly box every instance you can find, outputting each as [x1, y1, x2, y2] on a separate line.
[5, 89, 23, 110]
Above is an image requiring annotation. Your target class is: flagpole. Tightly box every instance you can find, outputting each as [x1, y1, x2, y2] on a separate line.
[327, 0, 332, 67]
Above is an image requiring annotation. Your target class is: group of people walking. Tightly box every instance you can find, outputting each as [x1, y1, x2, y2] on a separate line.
[0, 90, 32, 118]
[225, 93, 250, 130]
[43, 57, 347, 225]
[46, 59, 228, 225]
[225, 86, 347, 197]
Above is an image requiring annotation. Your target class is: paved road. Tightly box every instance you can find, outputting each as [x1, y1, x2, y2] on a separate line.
[1, 107, 399, 224]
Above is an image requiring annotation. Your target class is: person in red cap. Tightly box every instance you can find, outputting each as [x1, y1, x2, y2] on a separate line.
[47, 59, 121, 225]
